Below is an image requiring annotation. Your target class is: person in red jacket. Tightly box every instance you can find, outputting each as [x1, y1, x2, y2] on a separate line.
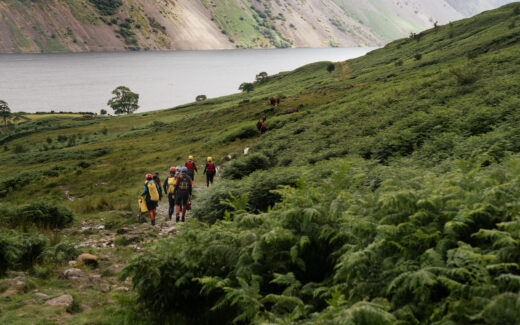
[256, 120, 262, 131]
[203, 157, 216, 187]
[261, 124, 267, 134]
[185, 155, 198, 181]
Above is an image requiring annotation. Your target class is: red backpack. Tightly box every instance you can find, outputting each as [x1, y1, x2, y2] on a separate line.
[207, 162, 215, 172]
[186, 161, 195, 172]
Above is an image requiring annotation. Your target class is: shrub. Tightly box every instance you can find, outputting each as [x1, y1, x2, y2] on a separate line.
[327, 63, 335, 73]
[450, 65, 480, 85]
[196, 95, 207, 102]
[16, 201, 74, 229]
[88, 0, 123, 16]
[0, 230, 48, 275]
[414, 53, 422, 60]
[40, 241, 80, 265]
[14, 144, 26, 153]
[221, 152, 271, 179]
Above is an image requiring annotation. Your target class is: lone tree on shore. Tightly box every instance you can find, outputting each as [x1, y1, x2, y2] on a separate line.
[196, 95, 207, 102]
[100, 109, 107, 115]
[0, 100, 11, 128]
[239, 82, 254, 93]
[107, 86, 139, 115]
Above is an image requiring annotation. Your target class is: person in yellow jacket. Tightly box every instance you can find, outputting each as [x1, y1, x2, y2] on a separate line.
[140, 173, 160, 225]
[163, 167, 177, 221]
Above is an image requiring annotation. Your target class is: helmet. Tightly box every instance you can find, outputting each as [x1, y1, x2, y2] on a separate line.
[207, 156, 212, 162]
[169, 167, 176, 172]
[181, 166, 188, 173]
[145, 173, 153, 180]
[188, 155, 193, 160]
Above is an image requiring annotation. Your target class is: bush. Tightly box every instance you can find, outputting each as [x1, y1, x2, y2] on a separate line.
[221, 152, 271, 179]
[15, 201, 74, 229]
[0, 230, 48, 275]
[88, 0, 123, 16]
[450, 65, 480, 85]
[40, 241, 80, 265]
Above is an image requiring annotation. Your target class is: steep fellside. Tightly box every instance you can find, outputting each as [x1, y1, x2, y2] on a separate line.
[0, 0, 510, 53]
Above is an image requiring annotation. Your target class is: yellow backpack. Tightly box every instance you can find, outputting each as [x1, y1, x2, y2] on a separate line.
[167, 177, 175, 194]
[146, 181, 159, 201]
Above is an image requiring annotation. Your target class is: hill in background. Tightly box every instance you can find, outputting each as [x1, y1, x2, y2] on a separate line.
[0, 0, 516, 53]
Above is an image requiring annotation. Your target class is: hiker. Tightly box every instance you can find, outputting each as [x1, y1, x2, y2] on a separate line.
[262, 115, 266, 122]
[203, 157, 216, 187]
[153, 171, 162, 201]
[140, 173, 160, 226]
[185, 155, 198, 181]
[276, 97, 281, 106]
[174, 166, 193, 222]
[261, 124, 267, 134]
[256, 120, 263, 131]
[270, 97, 276, 106]
[163, 167, 177, 221]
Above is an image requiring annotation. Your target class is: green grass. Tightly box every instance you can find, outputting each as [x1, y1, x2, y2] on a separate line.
[6, 20, 31, 50]
[1, 3, 520, 323]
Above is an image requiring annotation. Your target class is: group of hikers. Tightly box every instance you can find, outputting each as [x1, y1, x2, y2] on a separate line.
[138, 155, 217, 225]
[256, 116, 267, 134]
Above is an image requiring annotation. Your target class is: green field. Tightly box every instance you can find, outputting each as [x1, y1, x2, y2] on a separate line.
[1, 3, 520, 324]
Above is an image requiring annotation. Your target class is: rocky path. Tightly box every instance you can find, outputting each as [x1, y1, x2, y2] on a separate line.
[0, 199, 190, 323]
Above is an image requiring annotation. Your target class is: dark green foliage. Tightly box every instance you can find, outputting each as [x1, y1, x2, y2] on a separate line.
[87, 0, 122, 16]
[0, 230, 48, 275]
[0, 201, 73, 229]
[450, 65, 480, 85]
[40, 241, 80, 265]
[221, 153, 270, 179]
[326, 63, 335, 73]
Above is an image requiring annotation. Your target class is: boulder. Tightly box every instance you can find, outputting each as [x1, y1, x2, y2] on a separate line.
[34, 293, 51, 301]
[77, 253, 98, 266]
[99, 284, 111, 293]
[63, 268, 87, 280]
[5, 277, 28, 286]
[45, 294, 73, 310]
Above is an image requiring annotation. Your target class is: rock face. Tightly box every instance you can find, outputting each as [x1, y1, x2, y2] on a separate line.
[34, 293, 51, 302]
[77, 253, 98, 266]
[45, 294, 74, 310]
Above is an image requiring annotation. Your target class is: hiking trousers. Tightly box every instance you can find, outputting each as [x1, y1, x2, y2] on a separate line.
[188, 171, 195, 181]
[167, 193, 175, 219]
[206, 172, 215, 187]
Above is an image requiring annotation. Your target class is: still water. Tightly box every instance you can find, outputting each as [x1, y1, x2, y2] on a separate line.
[0, 47, 375, 113]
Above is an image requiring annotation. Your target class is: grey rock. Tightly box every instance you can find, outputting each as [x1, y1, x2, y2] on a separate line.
[63, 268, 87, 280]
[45, 294, 73, 310]
[34, 293, 51, 301]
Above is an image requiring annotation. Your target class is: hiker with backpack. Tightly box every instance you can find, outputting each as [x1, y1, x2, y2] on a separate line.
[140, 173, 160, 226]
[174, 166, 193, 222]
[153, 171, 163, 201]
[163, 167, 177, 221]
[185, 155, 198, 181]
[203, 157, 216, 187]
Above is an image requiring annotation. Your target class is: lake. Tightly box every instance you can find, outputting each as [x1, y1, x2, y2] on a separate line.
[0, 47, 375, 113]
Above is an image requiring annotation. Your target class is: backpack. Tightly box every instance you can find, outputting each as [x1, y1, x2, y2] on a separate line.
[146, 180, 159, 201]
[207, 162, 215, 173]
[176, 175, 191, 191]
[167, 177, 175, 194]
[186, 161, 195, 172]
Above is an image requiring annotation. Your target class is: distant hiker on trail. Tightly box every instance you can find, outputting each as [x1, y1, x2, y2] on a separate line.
[256, 120, 263, 131]
[174, 166, 193, 222]
[261, 124, 267, 134]
[140, 173, 160, 226]
[270, 97, 276, 106]
[203, 157, 216, 187]
[163, 167, 177, 221]
[185, 155, 198, 181]
[262, 115, 266, 122]
[153, 171, 162, 201]
[276, 97, 281, 106]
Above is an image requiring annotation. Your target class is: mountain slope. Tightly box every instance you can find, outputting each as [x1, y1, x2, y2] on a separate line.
[1, 3, 520, 323]
[0, 0, 512, 53]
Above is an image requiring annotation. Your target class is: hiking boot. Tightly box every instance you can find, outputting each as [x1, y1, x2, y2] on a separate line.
[181, 217, 185, 222]
[175, 215, 180, 222]
[151, 220, 156, 226]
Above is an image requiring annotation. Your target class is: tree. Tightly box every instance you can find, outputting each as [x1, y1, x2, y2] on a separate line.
[107, 86, 139, 115]
[327, 63, 335, 73]
[239, 82, 254, 93]
[0, 100, 11, 128]
[100, 109, 107, 115]
[255, 72, 268, 83]
[196, 95, 207, 102]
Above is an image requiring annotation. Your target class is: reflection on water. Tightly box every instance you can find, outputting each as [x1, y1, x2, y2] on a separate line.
[0, 48, 375, 113]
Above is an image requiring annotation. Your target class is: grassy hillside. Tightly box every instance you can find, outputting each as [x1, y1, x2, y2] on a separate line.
[1, 3, 520, 324]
